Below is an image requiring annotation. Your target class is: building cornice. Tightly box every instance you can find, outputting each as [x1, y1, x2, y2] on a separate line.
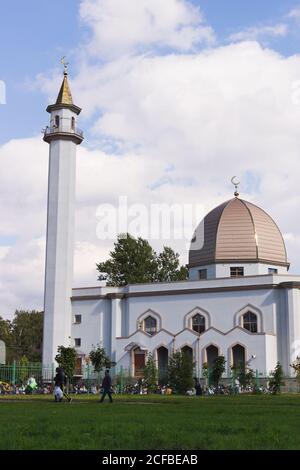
[71, 282, 279, 301]
[115, 325, 276, 341]
[43, 132, 83, 145]
[46, 103, 82, 115]
[188, 258, 290, 268]
[278, 282, 300, 289]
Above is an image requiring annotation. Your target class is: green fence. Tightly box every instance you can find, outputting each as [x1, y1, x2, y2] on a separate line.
[1, 362, 299, 393]
[0, 362, 132, 389]
[0, 362, 53, 385]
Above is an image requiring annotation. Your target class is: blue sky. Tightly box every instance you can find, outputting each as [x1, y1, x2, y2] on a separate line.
[1, 0, 300, 145]
[0, 0, 82, 143]
[197, 0, 296, 38]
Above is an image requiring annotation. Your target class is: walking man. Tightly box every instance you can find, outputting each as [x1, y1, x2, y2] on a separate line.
[54, 367, 72, 403]
[100, 369, 113, 403]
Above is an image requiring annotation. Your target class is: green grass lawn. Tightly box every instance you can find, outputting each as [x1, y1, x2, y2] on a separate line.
[1, 394, 300, 450]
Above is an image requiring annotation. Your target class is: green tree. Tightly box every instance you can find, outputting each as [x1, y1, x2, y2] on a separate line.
[89, 345, 116, 372]
[55, 346, 77, 390]
[0, 317, 12, 362]
[202, 361, 209, 383]
[10, 310, 43, 362]
[291, 357, 300, 387]
[232, 364, 255, 389]
[143, 353, 158, 393]
[19, 355, 29, 384]
[268, 362, 285, 394]
[0, 316, 12, 343]
[211, 356, 226, 387]
[167, 351, 194, 394]
[157, 247, 188, 282]
[97, 234, 157, 286]
[97, 233, 188, 286]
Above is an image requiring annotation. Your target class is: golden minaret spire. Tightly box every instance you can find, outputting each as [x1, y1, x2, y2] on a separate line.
[55, 57, 73, 105]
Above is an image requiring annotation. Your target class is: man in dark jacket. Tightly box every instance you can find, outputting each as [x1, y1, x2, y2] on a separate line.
[195, 379, 203, 396]
[54, 367, 72, 403]
[100, 369, 113, 403]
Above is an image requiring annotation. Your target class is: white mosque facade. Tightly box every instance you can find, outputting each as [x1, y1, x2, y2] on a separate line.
[42, 72, 300, 378]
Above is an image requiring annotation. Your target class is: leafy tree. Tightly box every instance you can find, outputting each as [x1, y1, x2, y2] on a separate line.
[89, 345, 116, 372]
[10, 310, 43, 362]
[55, 346, 77, 390]
[168, 351, 194, 394]
[231, 364, 255, 389]
[143, 353, 158, 393]
[0, 316, 12, 344]
[19, 355, 29, 384]
[291, 356, 300, 386]
[157, 247, 188, 282]
[97, 234, 157, 286]
[211, 356, 226, 387]
[202, 361, 209, 382]
[97, 233, 188, 286]
[0, 311, 43, 363]
[242, 368, 254, 389]
[268, 362, 285, 394]
[0, 317, 12, 362]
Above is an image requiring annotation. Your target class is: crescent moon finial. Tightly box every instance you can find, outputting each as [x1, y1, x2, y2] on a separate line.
[60, 56, 69, 75]
[231, 176, 240, 197]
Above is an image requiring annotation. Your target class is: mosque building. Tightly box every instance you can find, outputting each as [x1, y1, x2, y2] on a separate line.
[42, 69, 300, 378]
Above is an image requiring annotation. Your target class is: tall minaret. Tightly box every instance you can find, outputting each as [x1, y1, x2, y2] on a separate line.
[42, 64, 83, 365]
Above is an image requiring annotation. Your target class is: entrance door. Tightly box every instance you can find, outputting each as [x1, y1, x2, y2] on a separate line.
[75, 357, 82, 376]
[134, 348, 146, 377]
[206, 345, 219, 369]
[232, 344, 246, 369]
[157, 346, 168, 384]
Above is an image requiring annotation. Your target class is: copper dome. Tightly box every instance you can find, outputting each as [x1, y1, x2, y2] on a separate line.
[189, 197, 288, 268]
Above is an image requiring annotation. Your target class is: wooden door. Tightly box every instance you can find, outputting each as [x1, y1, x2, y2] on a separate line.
[134, 349, 146, 377]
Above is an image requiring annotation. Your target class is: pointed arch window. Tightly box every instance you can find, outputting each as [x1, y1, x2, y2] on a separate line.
[192, 314, 206, 334]
[242, 312, 258, 333]
[71, 117, 75, 130]
[54, 115, 60, 128]
[143, 316, 157, 336]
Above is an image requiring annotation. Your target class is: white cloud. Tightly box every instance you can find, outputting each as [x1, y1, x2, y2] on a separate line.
[0, 137, 48, 238]
[229, 24, 288, 42]
[0, 247, 10, 261]
[79, 0, 215, 58]
[288, 7, 300, 21]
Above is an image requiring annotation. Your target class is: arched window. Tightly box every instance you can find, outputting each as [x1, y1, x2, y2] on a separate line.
[192, 314, 206, 334]
[55, 115, 60, 128]
[71, 117, 75, 130]
[242, 312, 258, 333]
[144, 316, 157, 336]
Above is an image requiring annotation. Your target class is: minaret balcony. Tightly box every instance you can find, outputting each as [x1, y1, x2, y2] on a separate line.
[43, 125, 84, 144]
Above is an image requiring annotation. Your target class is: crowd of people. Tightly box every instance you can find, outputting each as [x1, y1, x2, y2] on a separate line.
[0, 371, 270, 398]
[0, 377, 52, 395]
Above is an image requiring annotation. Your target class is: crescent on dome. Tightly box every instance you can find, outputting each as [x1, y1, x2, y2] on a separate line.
[231, 176, 240, 186]
[231, 176, 240, 197]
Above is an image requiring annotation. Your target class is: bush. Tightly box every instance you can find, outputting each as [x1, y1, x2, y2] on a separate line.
[211, 356, 226, 387]
[167, 351, 194, 394]
[269, 362, 285, 394]
[143, 353, 158, 393]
